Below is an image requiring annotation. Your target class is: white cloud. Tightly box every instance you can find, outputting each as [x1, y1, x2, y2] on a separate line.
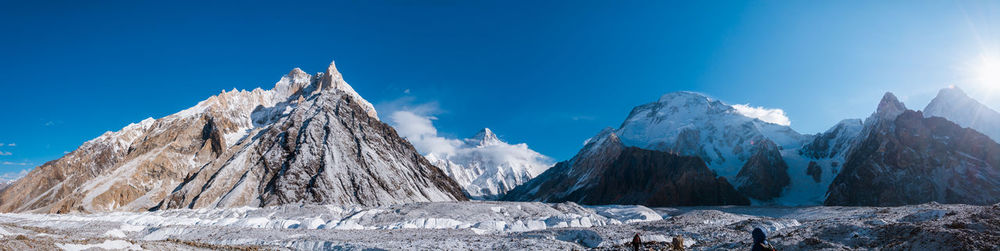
[0, 151, 11, 156]
[732, 104, 792, 126]
[7, 143, 14, 147]
[389, 110, 463, 156]
[1, 161, 31, 166]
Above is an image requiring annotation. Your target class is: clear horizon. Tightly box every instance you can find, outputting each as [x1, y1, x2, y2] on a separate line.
[2, 1, 1000, 176]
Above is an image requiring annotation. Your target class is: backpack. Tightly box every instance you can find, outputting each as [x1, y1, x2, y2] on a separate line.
[754, 242, 777, 251]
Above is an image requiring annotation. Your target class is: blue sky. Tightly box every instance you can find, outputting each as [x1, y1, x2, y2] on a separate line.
[2, 1, 1000, 175]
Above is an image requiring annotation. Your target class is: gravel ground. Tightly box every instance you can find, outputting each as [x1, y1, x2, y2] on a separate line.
[0, 201, 997, 250]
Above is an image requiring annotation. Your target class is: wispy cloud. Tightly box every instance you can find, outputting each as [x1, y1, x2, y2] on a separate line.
[1, 161, 32, 166]
[378, 96, 458, 155]
[0, 151, 11, 156]
[732, 104, 792, 126]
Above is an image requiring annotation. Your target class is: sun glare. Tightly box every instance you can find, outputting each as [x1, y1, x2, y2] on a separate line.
[975, 55, 1000, 88]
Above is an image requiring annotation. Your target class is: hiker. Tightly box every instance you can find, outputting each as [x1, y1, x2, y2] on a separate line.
[671, 235, 685, 250]
[751, 228, 777, 251]
[631, 233, 642, 251]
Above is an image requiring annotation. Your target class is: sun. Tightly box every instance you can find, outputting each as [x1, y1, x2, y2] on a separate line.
[974, 55, 1000, 88]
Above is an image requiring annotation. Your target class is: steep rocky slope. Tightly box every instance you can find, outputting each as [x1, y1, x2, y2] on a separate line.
[160, 89, 464, 209]
[503, 128, 749, 206]
[825, 93, 1000, 206]
[0, 61, 465, 213]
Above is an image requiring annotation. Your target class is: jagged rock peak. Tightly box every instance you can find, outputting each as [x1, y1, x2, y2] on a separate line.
[288, 67, 308, 77]
[315, 60, 379, 119]
[875, 92, 906, 119]
[319, 60, 345, 90]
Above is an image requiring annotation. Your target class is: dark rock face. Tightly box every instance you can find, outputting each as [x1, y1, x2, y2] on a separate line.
[504, 129, 748, 206]
[582, 147, 749, 206]
[806, 161, 822, 183]
[734, 139, 790, 201]
[825, 110, 1000, 206]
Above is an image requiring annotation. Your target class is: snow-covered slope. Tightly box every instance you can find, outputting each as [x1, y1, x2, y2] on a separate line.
[0, 61, 464, 213]
[923, 86, 1000, 142]
[426, 128, 553, 200]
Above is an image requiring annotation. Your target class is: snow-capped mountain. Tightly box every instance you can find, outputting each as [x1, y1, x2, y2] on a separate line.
[504, 127, 749, 206]
[613, 91, 826, 203]
[616, 92, 809, 179]
[0, 61, 465, 213]
[923, 86, 1000, 143]
[426, 128, 552, 200]
[825, 92, 1000, 206]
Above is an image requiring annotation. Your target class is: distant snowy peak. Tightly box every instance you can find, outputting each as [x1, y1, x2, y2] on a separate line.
[467, 128, 502, 147]
[924, 86, 1000, 142]
[431, 128, 553, 200]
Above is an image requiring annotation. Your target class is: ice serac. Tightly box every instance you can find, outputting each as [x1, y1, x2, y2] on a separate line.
[924, 86, 1000, 142]
[503, 128, 749, 206]
[825, 93, 1000, 206]
[0, 60, 462, 213]
[427, 128, 552, 200]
